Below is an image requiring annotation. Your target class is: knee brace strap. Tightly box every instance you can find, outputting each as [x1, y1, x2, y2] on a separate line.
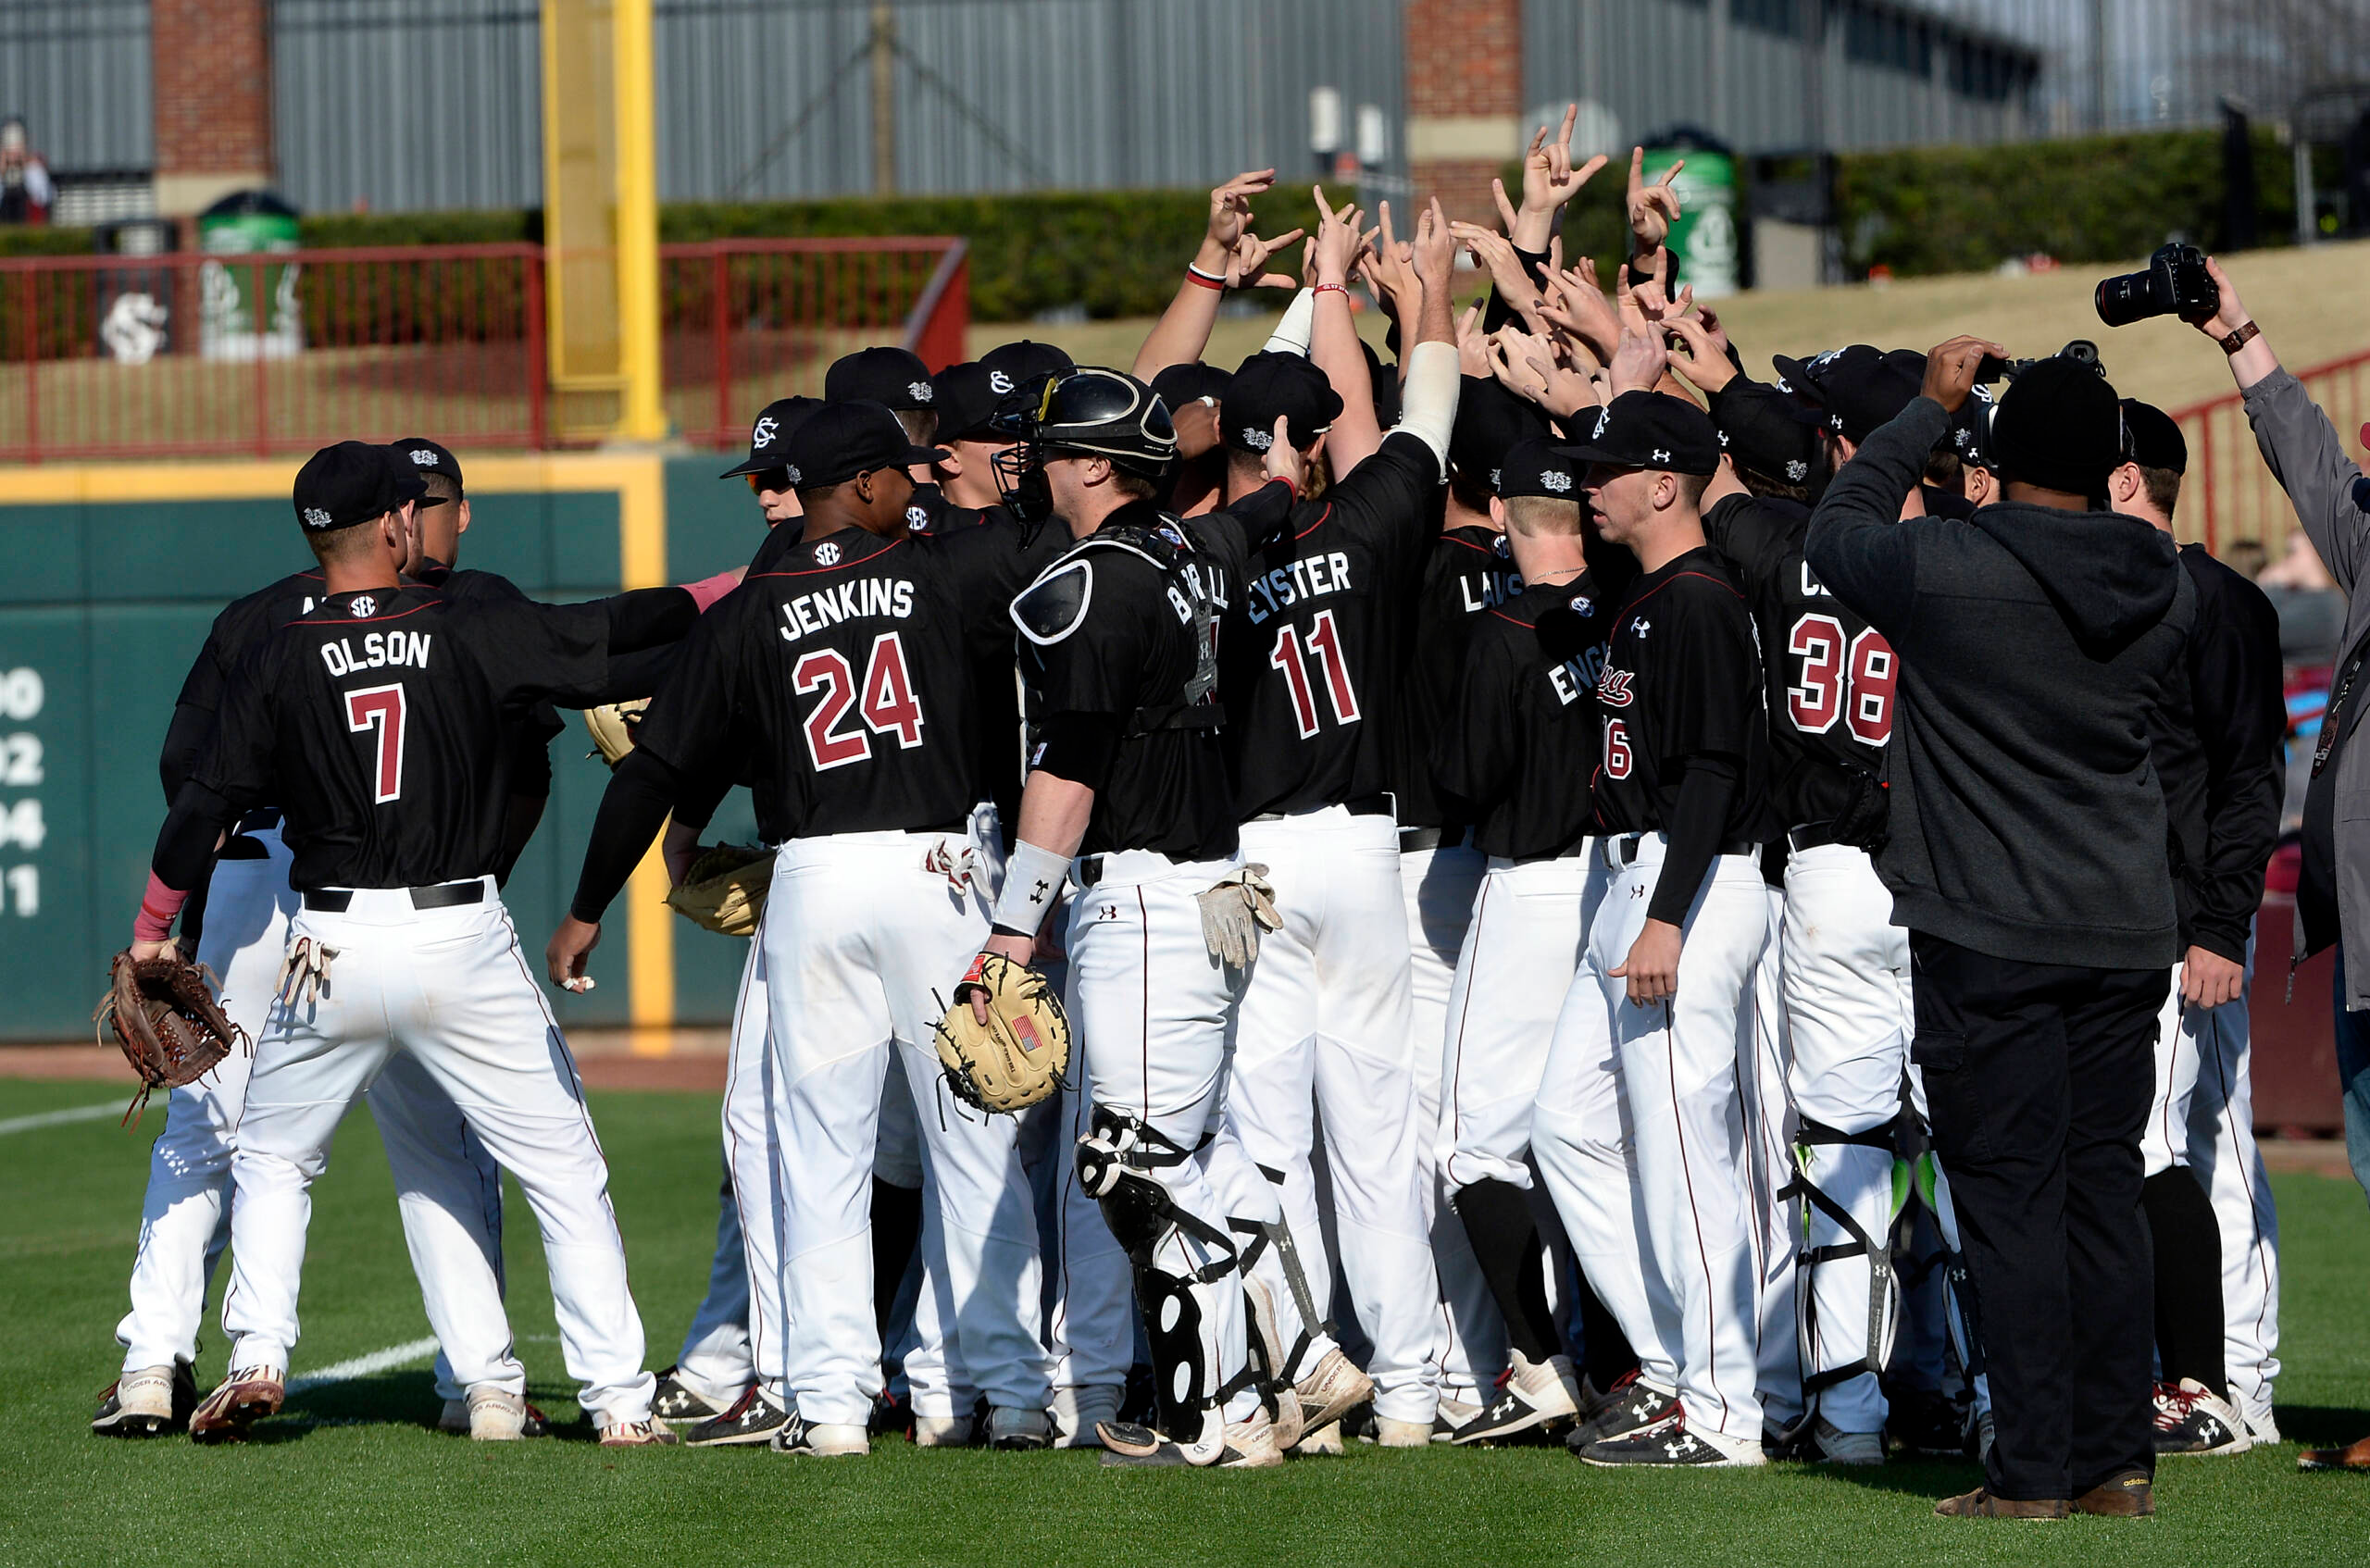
[1782, 1121, 1906, 1400]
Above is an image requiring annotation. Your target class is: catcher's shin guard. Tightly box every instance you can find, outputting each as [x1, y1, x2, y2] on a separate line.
[1077, 1108, 1249, 1464]
[1915, 1151, 1985, 1386]
[1229, 1163, 1330, 1385]
[1783, 1119, 1907, 1412]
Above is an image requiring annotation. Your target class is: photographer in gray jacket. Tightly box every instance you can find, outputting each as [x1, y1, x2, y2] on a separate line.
[2201, 256, 2370, 1471]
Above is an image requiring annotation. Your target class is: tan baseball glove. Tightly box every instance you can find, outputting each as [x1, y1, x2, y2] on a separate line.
[932, 952, 1070, 1114]
[664, 842, 773, 937]
[94, 950, 247, 1125]
[582, 699, 649, 768]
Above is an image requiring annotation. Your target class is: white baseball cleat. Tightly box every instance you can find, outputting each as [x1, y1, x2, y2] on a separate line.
[1292, 1348, 1376, 1435]
[2153, 1377, 2253, 1456]
[91, 1363, 191, 1437]
[1049, 1384, 1124, 1449]
[1294, 1420, 1343, 1454]
[1219, 1407, 1286, 1468]
[1807, 1416, 1885, 1466]
[462, 1386, 530, 1441]
[911, 1413, 975, 1448]
[1448, 1350, 1581, 1445]
[596, 1418, 682, 1447]
[771, 1415, 870, 1456]
[988, 1406, 1052, 1450]
[1371, 1416, 1432, 1448]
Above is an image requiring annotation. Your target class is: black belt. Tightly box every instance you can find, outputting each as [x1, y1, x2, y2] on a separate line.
[302, 881, 486, 913]
[1786, 821, 1854, 853]
[1515, 837, 1594, 866]
[1247, 792, 1394, 825]
[1606, 833, 1757, 867]
[1399, 823, 1475, 854]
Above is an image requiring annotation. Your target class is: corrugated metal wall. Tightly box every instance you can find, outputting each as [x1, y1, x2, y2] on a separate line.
[0, 0, 154, 169]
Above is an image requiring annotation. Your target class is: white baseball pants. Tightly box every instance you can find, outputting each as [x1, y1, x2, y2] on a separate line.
[218, 882, 653, 1425]
[116, 828, 517, 1399]
[1226, 809, 1437, 1422]
[671, 1153, 755, 1404]
[1782, 842, 1912, 1436]
[761, 831, 1047, 1428]
[1046, 1060, 1136, 1395]
[1067, 850, 1279, 1425]
[1590, 837, 1767, 1442]
[1745, 877, 1803, 1433]
[1401, 840, 1500, 1402]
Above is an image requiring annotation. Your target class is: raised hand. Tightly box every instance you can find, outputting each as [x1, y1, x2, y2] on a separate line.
[1358, 199, 1421, 317]
[1227, 225, 1304, 291]
[1412, 197, 1456, 289]
[1311, 187, 1367, 287]
[1261, 415, 1306, 489]
[1664, 312, 1734, 394]
[1450, 219, 1543, 329]
[1609, 311, 1670, 399]
[1540, 255, 1618, 362]
[1206, 169, 1276, 255]
[1456, 304, 1491, 379]
[1627, 146, 1684, 251]
[1922, 334, 2007, 415]
[1516, 104, 1609, 243]
[2194, 254, 2252, 342]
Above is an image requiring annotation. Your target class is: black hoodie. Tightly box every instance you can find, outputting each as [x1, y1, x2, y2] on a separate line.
[1804, 396, 2196, 969]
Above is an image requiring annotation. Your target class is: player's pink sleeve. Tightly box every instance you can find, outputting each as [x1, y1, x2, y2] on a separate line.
[680, 567, 742, 613]
[132, 871, 190, 945]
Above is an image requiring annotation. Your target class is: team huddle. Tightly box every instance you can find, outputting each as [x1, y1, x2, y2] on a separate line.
[91, 128, 2286, 1490]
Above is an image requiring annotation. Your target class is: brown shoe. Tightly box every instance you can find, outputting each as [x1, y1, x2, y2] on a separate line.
[2072, 1468, 2155, 1516]
[1934, 1487, 2069, 1519]
[188, 1369, 284, 1445]
[2298, 1435, 2370, 1471]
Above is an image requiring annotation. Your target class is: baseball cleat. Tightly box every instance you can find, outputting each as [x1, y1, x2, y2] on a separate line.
[439, 1389, 554, 1438]
[2071, 1468, 2154, 1516]
[867, 1388, 911, 1437]
[596, 1418, 682, 1447]
[1049, 1385, 1124, 1449]
[2243, 1404, 2281, 1447]
[1580, 1415, 1766, 1468]
[1804, 1416, 1885, 1466]
[462, 1387, 530, 1441]
[770, 1414, 869, 1457]
[1293, 1420, 1343, 1454]
[1370, 1416, 1431, 1448]
[1218, 1408, 1285, 1468]
[911, 1413, 975, 1448]
[1094, 1422, 1202, 1467]
[92, 1363, 195, 1437]
[1933, 1487, 2069, 1519]
[2152, 1377, 2252, 1456]
[650, 1365, 735, 1425]
[685, 1386, 792, 1448]
[1449, 1350, 1582, 1446]
[188, 1367, 284, 1444]
[1239, 1278, 1304, 1451]
[988, 1406, 1052, 1450]
[1431, 1394, 1481, 1442]
[1292, 1348, 1375, 1436]
[1565, 1371, 1678, 1450]
[1882, 1384, 1972, 1458]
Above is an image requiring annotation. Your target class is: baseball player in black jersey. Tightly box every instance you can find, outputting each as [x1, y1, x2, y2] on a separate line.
[1191, 197, 1463, 1447]
[1431, 439, 1629, 1445]
[130, 442, 672, 1446]
[1547, 388, 1776, 1468]
[555, 402, 1066, 1458]
[2113, 401, 2287, 1454]
[970, 366, 1304, 1467]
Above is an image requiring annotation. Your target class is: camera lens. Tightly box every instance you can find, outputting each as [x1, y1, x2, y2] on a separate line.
[2094, 270, 2166, 328]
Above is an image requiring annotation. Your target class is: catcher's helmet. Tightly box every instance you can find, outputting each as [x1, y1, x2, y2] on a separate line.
[991, 367, 1177, 523]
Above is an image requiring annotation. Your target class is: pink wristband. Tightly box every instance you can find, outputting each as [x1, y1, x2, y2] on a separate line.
[133, 871, 188, 945]
[680, 567, 741, 613]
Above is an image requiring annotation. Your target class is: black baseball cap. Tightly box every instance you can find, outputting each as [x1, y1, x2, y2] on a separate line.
[1449, 376, 1553, 491]
[824, 346, 936, 412]
[1221, 351, 1344, 454]
[1150, 362, 1234, 417]
[390, 436, 463, 494]
[1772, 344, 1927, 443]
[980, 339, 1073, 392]
[929, 363, 1007, 444]
[1565, 391, 1723, 477]
[1950, 382, 2002, 475]
[1991, 355, 2123, 496]
[1497, 437, 1584, 502]
[780, 400, 947, 492]
[293, 440, 435, 532]
[2120, 398, 2188, 474]
[720, 395, 824, 479]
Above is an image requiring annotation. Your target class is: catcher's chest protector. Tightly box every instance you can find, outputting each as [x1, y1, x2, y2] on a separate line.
[1014, 515, 1224, 735]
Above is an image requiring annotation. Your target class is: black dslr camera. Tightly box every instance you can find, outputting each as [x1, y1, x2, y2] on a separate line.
[2094, 243, 2219, 328]
[1976, 339, 2103, 385]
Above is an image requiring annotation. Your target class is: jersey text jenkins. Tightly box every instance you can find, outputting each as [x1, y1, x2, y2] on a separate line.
[777, 577, 916, 642]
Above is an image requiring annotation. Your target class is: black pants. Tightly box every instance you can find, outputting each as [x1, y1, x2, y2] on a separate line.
[1910, 932, 2166, 1501]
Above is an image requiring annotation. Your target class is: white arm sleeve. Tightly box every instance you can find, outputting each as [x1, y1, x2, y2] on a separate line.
[1390, 341, 1460, 478]
[1262, 289, 1316, 357]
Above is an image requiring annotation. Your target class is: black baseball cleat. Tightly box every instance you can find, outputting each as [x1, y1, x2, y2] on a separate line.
[1580, 1415, 1765, 1468]
[2152, 1377, 2252, 1456]
[1565, 1373, 1680, 1451]
[92, 1362, 198, 1437]
[1883, 1383, 1974, 1458]
[686, 1385, 794, 1447]
[651, 1365, 736, 1425]
[867, 1388, 911, 1437]
[769, 1413, 870, 1457]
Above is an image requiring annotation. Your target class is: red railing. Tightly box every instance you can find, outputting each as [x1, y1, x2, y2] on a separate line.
[0, 235, 968, 463]
[2172, 345, 2370, 553]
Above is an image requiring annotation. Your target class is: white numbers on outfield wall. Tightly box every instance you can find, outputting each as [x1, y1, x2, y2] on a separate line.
[1, 667, 43, 916]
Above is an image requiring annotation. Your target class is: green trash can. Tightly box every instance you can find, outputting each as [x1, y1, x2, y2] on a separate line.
[1641, 143, 1740, 300]
[195, 189, 302, 360]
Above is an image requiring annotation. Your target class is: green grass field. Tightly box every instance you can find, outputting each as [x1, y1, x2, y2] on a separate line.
[4, 1074, 2366, 1567]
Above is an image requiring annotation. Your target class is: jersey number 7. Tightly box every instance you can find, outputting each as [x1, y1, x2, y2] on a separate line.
[794, 632, 926, 771]
[344, 684, 407, 803]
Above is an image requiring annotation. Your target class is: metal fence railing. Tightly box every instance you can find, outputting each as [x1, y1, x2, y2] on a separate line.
[2172, 346, 2370, 554]
[0, 236, 968, 463]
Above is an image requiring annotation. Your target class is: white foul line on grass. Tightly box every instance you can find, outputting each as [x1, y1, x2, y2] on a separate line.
[287, 1337, 443, 1393]
[0, 1101, 123, 1136]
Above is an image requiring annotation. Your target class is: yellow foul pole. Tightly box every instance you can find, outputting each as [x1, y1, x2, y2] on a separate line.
[610, 0, 667, 442]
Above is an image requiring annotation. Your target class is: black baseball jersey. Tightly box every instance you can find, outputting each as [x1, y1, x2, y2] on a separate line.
[1431, 577, 1619, 861]
[1391, 521, 1522, 831]
[1701, 492, 1895, 830]
[1014, 502, 1251, 861]
[1590, 547, 1769, 840]
[1221, 432, 1441, 818]
[635, 517, 1047, 844]
[190, 585, 610, 889]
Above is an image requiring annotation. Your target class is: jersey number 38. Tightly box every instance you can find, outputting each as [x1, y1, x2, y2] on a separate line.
[1786, 615, 1895, 747]
[794, 632, 927, 771]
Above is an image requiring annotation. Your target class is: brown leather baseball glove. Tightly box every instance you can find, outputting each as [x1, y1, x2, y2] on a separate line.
[931, 952, 1071, 1114]
[582, 699, 649, 769]
[664, 843, 774, 938]
[94, 950, 246, 1125]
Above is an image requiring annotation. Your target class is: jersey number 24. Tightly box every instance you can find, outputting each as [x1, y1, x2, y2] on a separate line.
[794, 632, 926, 771]
[1786, 615, 1895, 746]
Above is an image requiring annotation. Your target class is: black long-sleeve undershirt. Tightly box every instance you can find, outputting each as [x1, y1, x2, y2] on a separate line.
[1647, 754, 1741, 927]
[570, 747, 683, 924]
